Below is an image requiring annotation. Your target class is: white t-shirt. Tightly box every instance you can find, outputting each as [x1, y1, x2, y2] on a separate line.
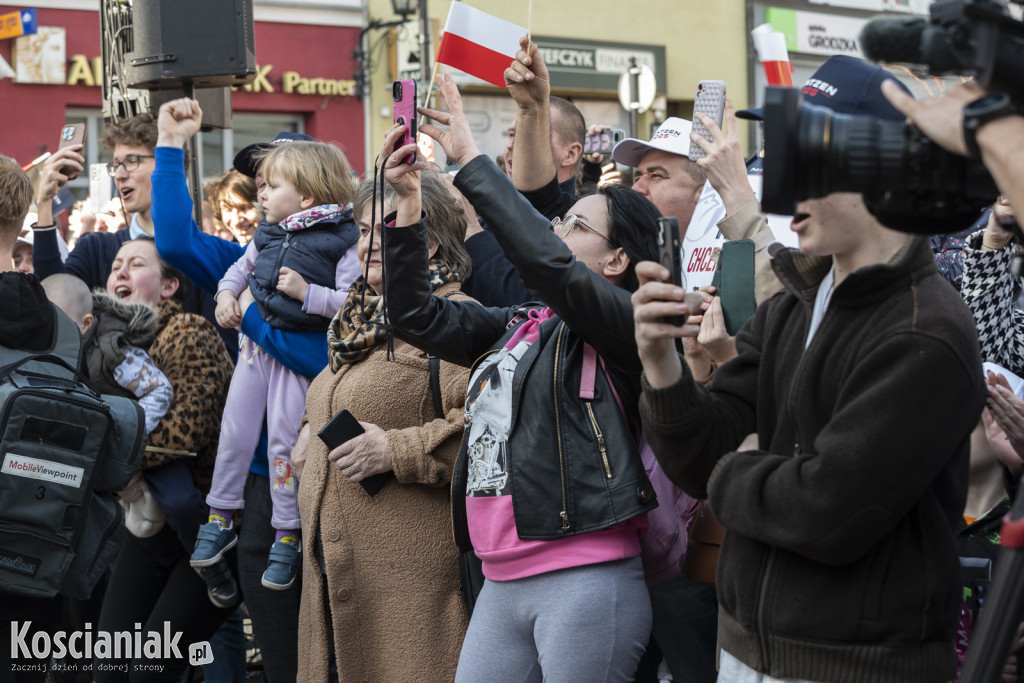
[805, 266, 836, 349]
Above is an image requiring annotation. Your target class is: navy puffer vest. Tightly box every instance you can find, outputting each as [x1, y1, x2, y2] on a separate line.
[248, 209, 358, 331]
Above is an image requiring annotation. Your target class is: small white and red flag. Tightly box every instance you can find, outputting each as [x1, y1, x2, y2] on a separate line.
[751, 24, 793, 87]
[435, 1, 527, 88]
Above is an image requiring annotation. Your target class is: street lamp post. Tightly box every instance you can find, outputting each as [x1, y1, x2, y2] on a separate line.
[418, 0, 430, 88]
[352, 0, 419, 99]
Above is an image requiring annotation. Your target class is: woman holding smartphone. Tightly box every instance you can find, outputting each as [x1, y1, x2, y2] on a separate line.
[378, 64, 678, 681]
[293, 169, 474, 683]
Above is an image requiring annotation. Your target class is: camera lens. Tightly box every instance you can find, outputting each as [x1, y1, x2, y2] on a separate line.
[393, 81, 402, 101]
[762, 86, 998, 234]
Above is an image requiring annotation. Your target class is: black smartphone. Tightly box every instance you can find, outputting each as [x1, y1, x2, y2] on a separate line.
[317, 409, 393, 496]
[657, 216, 685, 328]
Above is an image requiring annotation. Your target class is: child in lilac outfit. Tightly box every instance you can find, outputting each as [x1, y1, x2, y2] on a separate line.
[190, 141, 360, 594]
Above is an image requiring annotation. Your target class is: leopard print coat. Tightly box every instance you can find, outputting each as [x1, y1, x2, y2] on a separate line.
[145, 297, 234, 495]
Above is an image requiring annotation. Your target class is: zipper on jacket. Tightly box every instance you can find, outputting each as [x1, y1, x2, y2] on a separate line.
[584, 402, 612, 479]
[553, 324, 570, 532]
[270, 233, 293, 288]
[469, 348, 501, 376]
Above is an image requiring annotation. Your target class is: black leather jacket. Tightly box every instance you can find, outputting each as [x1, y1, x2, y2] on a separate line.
[384, 155, 656, 546]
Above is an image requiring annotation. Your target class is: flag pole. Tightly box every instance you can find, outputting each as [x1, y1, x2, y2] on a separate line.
[527, 0, 532, 45]
[418, 60, 441, 130]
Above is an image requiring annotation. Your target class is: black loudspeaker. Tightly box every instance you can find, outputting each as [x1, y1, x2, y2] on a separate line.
[124, 0, 256, 90]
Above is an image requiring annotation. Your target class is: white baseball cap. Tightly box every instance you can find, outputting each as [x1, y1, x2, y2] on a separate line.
[612, 117, 694, 168]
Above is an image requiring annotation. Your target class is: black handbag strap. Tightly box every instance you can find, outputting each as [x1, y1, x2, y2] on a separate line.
[428, 355, 444, 419]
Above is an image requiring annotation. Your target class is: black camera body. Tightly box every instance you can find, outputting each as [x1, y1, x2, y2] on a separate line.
[760, 1, 1024, 235]
[761, 87, 998, 234]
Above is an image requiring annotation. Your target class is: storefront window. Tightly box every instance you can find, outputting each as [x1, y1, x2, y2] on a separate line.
[197, 113, 303, 178]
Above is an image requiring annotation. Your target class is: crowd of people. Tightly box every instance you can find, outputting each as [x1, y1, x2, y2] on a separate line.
[2, 35, 1024, 683]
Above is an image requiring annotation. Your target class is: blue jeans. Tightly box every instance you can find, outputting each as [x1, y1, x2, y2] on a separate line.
[203, 609, 247, 683]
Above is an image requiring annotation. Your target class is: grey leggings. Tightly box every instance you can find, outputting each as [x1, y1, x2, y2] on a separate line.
[455, 556, 652, 683]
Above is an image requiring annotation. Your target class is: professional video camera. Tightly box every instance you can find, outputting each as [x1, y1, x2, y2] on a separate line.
[760, 0, 1023, 235]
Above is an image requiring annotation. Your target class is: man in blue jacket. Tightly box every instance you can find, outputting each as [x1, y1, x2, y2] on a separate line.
[153, 97, 324, 683]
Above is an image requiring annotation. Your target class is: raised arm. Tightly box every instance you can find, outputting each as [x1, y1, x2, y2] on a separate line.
[377, 123, 510, 365]
[505, 37, 556, 194]
[690, 97, 781, 303]
[419, 74, 643, 366]
[151, 145, 245, 293]
[32, 147, 88, 282]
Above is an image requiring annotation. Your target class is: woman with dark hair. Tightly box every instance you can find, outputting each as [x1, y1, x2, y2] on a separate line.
[212, 170, 260, 245]
[95, 237, 236, 683]
[379, 70, 670, 681]
[294, 169, 473, 683]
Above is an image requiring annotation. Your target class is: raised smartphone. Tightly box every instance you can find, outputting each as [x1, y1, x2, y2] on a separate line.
[58, 123, 86, 178]
[688, 80, 727, 160]
[583, 128, 626, 156]
[657, 217, 684, 326]
[392, 79, 417, 165]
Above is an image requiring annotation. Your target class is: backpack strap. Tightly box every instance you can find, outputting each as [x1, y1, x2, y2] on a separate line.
[581, 343, 625, 415]
[428, 355, 444, 420]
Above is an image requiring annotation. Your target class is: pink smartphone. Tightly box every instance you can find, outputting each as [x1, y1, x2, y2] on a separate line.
[392, 79, 417, 165]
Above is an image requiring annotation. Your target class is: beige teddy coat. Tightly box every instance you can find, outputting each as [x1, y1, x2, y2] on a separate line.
[297, 282, 471, 682]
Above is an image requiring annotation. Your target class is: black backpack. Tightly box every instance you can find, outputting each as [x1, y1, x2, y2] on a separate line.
[0, 305, 145, 599]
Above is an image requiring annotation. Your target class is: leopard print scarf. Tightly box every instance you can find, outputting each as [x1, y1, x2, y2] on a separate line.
[327, 259, 453, 372]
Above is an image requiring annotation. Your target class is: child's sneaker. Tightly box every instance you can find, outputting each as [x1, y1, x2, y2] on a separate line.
[261, 535, 301, 590]
[190, 514, 238, 567]
[195, 558, 240, 608]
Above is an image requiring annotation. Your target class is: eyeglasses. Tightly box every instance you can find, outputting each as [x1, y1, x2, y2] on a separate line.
[551, 214, 613, 245]
[106, 154, 154, 177]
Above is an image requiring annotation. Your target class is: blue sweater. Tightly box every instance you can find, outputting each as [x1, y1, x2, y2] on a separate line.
[152, 147, 330, 479]
[151, 146, 329, 380]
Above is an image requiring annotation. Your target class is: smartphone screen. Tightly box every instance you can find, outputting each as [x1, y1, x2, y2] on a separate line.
[688, 80, 727, 160]
[392, 79, 417, 165]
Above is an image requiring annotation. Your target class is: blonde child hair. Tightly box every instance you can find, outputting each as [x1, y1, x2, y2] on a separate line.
[258, 141, 355, 208]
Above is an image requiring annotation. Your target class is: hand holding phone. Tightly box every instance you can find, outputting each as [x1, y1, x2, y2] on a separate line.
[58, 123, 86, 179]
[392, 79, 418, 165]
[317, 409, 393, 496]
[688, 80, 727, 160]
[584, 128, 625, 157]
[657, 217, 684, 326]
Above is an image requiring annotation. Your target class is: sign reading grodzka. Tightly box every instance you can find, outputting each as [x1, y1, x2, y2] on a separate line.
[60, 54, 356, 96]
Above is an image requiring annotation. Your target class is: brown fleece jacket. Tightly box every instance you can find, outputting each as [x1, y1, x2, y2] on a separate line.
[298, 281, 471, 683]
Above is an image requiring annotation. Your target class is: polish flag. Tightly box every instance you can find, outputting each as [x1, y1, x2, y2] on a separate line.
[436, 1, 527, 88]
[751, 24, 793, 87]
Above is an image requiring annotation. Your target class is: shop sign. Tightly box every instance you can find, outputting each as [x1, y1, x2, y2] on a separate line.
[236, 64, 357, 96]
[0, 8, 37, 41]
[531, 36, 666, 93]
[61, 55, 355, 97]
[765, 7, 867, 58]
